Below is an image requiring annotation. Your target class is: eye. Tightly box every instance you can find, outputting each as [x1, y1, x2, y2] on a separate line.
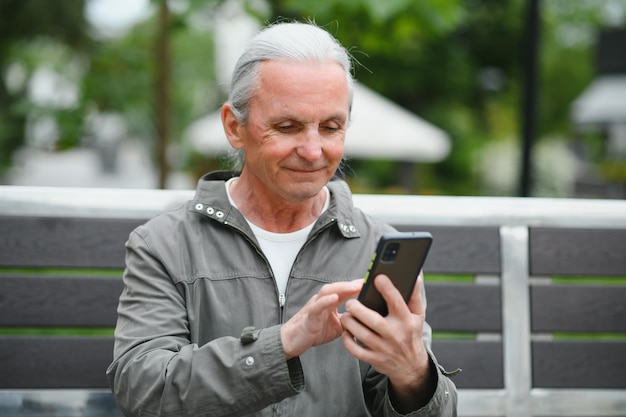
[275, 123, 299, 133]
[277, 124, 293, 132]
[320, 122, 342, 134]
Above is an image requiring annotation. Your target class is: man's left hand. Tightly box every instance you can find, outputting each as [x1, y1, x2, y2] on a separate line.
[341, 274, 435, 412]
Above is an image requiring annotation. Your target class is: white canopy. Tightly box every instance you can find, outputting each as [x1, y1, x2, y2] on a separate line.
[571, 74, 626, 127]
[185, 82, 451, 163]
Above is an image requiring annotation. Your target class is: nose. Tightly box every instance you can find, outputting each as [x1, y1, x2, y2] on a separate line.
[296, 126, 323, 161]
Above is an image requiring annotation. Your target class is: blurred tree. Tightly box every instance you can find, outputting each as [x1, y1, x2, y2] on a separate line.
[2, 0, 623, 196]
[0, 0, 91, 172]
[0, 0, 220, 185]
[539, 0, 611, 135]
[80, 0, 220, 187]
[259, 0, 624, 196]
[263, 0, 525, 195]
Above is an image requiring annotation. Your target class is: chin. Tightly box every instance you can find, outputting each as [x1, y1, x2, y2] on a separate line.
[285, 183, 324, 201]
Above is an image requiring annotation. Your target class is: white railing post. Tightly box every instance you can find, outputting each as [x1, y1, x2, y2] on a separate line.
[500, 226, 532, 417]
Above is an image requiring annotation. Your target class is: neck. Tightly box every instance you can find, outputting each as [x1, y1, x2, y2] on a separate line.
[229, 177, 327, 233]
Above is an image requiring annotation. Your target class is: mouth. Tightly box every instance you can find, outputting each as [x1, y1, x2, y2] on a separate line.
[286, 166, 324, 174]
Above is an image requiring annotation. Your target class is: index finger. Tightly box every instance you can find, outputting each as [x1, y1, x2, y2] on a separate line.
[317, 279, 363, 303]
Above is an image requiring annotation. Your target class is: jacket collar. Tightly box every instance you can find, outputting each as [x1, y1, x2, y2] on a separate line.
[189, 170, 361, 239]
[324, 180, 360, 238]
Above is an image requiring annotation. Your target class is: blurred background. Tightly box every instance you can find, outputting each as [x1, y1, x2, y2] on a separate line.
[0, 0, 625, 197]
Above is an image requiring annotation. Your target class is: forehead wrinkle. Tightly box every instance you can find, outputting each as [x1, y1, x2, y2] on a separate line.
[266, 113, 348, 128]
[251, 60, 350, 125]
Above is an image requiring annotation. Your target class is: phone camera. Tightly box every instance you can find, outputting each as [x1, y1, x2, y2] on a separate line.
[382, 243, 400, 262]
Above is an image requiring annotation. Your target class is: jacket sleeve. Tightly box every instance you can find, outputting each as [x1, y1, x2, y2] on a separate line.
[362, 280, 459, 417]
[106, 230, 304, 417]
[362, 347, 458, 417]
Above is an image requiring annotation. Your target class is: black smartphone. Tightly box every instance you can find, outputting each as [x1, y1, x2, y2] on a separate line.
[357, 231, 433, 316]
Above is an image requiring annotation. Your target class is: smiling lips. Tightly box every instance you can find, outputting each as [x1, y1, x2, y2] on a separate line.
[285, 164, 327, 174]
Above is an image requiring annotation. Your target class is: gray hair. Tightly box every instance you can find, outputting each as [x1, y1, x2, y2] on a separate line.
[226, 21, 355, 170]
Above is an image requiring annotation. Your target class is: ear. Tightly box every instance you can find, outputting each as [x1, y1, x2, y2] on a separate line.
[221, 103, 245, 150]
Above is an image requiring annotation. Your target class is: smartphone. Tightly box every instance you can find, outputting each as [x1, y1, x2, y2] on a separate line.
[357, 231, 433, 316]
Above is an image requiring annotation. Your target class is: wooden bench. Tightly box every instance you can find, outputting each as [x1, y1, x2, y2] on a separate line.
[1, 186, 625, 417]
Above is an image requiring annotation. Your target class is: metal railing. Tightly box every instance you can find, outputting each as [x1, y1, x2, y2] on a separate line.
[1, 186, 625, 417]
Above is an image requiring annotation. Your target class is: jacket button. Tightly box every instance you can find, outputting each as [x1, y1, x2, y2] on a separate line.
[195, 203, 203, 211]
[245, 356, 255, 366]
[206, 207, 215, 215]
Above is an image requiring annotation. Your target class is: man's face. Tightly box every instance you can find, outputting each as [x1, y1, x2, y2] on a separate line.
[235, 59, 350, 203]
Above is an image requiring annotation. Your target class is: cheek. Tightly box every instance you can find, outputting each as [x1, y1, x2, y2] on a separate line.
[265, 139, 296, 159]
[243, 128, 283, 156]
[323, 137, 346, 161]
[248, 138, 294, 167]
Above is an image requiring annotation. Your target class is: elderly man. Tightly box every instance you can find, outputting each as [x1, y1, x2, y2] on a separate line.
[107, 21, 457, 417]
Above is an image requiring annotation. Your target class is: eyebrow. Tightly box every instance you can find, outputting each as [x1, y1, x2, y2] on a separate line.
[324, 114, 348, 125]
[270, 114, 347, 125]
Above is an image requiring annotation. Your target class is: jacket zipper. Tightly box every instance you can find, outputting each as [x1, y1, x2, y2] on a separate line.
[279, 293, 286, 322]
[225, 217, 338, 324]
[277, 218, 336, 324]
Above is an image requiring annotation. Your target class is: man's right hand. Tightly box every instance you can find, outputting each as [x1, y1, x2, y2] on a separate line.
[280, 280, 362, 359]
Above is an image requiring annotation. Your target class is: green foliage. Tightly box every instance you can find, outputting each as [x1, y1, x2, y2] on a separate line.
[538, 1, 606, 135]
[1, 0, 624, 196]
[261, 0, 625, 196]
[276, 0, 462, 32]
[168, 22, 218, 144]
[0, 0, 90, 49]
[263, 0, 526, 195]
[83, 38, 153, 113]
[0, 0, 90, 171]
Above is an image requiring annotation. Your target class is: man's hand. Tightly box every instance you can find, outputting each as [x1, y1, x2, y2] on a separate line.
[341, 274, 435, 412]
[281, 280, 362, 359]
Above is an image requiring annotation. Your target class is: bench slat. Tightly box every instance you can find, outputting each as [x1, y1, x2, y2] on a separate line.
[395, 226, 501, 274]
[530, 228, 626, 276]
[426, 282, 502, 332]
[531, 284, 626, 333]
[0, 277, 503, 331]
[0, 337, 114, 388]
[0, 216, 144, 269]
[532, 341, 626, 388]
[433, 340, 503, 388]
[0, 337, 502, 390]
[0, 275, 123, 327]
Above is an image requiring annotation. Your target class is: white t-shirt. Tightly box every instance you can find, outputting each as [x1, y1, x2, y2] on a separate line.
[225, 179, 329, 295]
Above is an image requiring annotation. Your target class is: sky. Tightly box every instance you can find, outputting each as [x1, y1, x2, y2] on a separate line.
[85, 0, 151, 34]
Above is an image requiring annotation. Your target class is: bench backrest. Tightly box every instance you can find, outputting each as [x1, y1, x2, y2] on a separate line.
[0, 187, 625, 417]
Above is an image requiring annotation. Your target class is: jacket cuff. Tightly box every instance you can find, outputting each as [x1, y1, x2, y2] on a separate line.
[272, 325, 305, 393]
[384, 353, 458, 417]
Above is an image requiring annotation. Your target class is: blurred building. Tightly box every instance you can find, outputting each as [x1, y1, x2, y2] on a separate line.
[571, 27, 626, 198]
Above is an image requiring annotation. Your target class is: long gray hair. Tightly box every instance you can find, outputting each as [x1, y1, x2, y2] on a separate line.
[226, 21, 355, 170]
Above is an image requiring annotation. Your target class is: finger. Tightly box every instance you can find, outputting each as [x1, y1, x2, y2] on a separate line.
[309, 293, 342, 316]
[407, 273, 426, 317]
[317, 280, 361, 295]
[317, 280, 362, 303]
[343, 300, 388, 350]
[341, 327, 387, 367]
[342, 309, 375, 336]
[341, 329, 376, 357]
[374, 274, 409, 317]
[341, 330, 363, 355]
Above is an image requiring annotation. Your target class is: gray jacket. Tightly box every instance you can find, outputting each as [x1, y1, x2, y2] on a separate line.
[107, 171, 457, 417]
